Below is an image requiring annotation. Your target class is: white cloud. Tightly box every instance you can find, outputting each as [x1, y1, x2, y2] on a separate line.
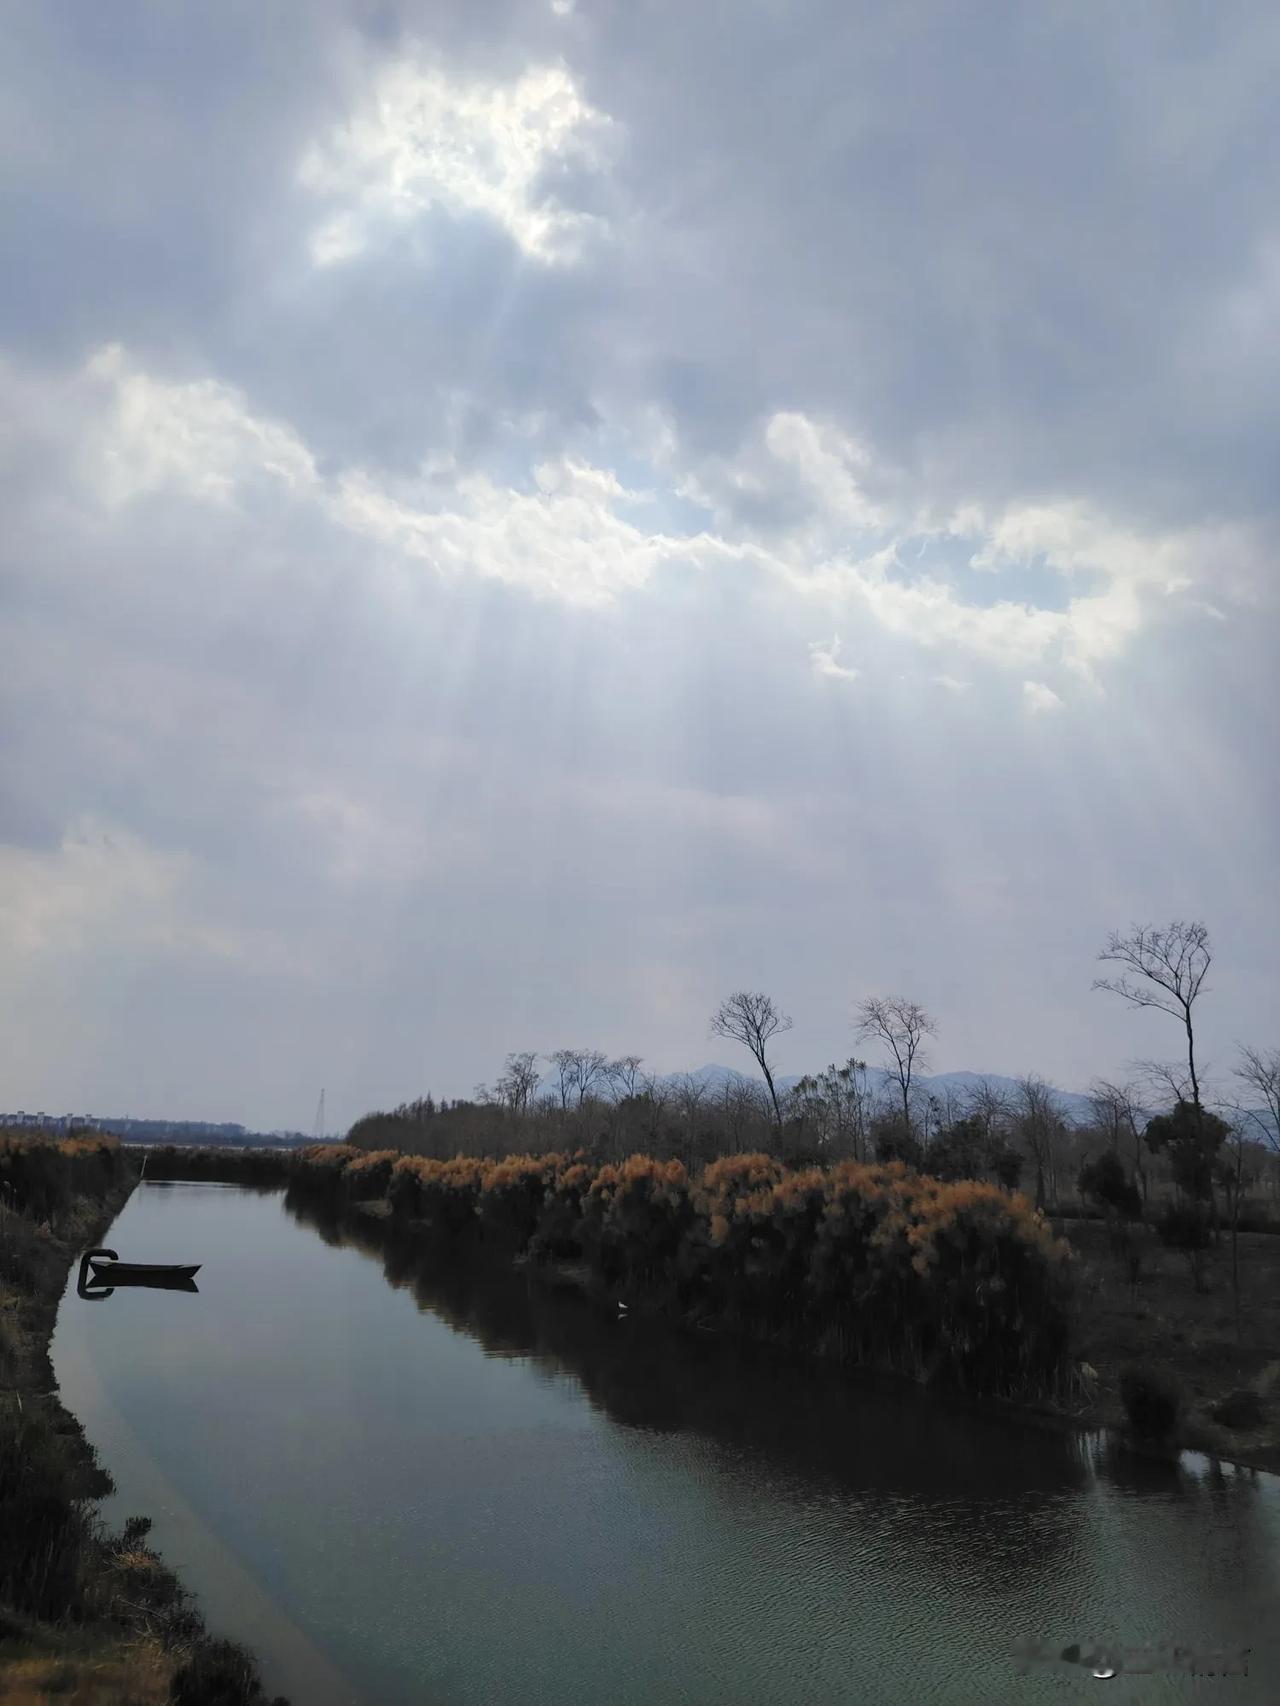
[808, 634, 858, 681]
[763, 412, 887, 531]
[0, 822, 258, 966]
[1022, 680, 1064, 715]
[932, 674, 970, 693]
[670, 411, 1227, 675]
[331, 464, 675, 606]
[77, 345, 708, 607]
[85, 344, 317, 506]
[299, 57, 613, 266]
[68, 347, 1249, 667]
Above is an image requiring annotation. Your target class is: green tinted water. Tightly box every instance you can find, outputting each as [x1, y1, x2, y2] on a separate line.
[51, 1182, 1280, 1704]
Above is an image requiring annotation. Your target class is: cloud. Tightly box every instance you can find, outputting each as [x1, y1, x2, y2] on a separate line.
[808, 635, 858, 681]
[75, 343, 720, 607]
[0, 821, 265, 968]
[43, 341, 1264, 675]
[1022, 681, 1065, 715]
[0, 3, 1277, 1128]
[299, 55, 614, 266]
[85, 344, 319, 506]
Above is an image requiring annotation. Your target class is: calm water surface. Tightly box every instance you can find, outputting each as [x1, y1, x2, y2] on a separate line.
[51, 1183, 1280, 1704]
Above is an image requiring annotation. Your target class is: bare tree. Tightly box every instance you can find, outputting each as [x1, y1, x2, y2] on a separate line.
[495, 1052, 541, 1118]
[665, 1071, 714, 1161]
[915, 1089, 947, 1149]
[793, 1058, 874, 1160]
[710, 991, 793, 1130]
[1135, 1056, 1194, 1109]
[721, 1076, 772, 1155]
[606, 1055, 646, 1102]
[544, 1049, 607, 1113]
[574, 1049, 610, 1107]
[965, 1077, 1013, 1140]
[1234, 1045, 1280, 1156]
[1093, 922, 1211, 1113]
[854, 996, 937, 1133]
[1013, 1075, 1067, 1210]
[933, 1079, 968, 1131]
[1215, 1111, 1264, 1322]
[1089, 1078, 1149, 1207]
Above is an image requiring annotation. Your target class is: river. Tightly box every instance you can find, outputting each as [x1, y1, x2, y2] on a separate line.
[50, 1181, 1279, 1704]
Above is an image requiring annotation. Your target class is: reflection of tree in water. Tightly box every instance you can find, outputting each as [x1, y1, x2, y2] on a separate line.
[284, 1198, 1103, 1594]
[284, 1195, 1280, 1638]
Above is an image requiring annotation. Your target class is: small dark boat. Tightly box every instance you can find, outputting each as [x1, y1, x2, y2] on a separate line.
[79, 1248, 201, 1293]
[90, 1258, 201, 1283]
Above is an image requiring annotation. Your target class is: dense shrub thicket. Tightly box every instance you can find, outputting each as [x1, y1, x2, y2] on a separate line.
[1119, 1366, 1185, 1440]
[140, 1145, 296, 1187]
[286, 1145, 1074, 1399]
[0, 1132, 126, 1225]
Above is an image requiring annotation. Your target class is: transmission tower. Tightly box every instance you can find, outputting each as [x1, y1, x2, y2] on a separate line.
[314, 1088, 326, 1142]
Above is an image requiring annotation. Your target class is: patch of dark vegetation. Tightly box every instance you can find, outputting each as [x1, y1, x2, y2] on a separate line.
[1210, 1389, 1268, 1430]
[171, 1637, 289, 1705]
[1119, 1365, 1185, 1441]
[141, 1146, 295, 1188]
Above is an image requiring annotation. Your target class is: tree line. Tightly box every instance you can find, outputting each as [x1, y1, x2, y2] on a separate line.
[347, 920, 1278, 1233]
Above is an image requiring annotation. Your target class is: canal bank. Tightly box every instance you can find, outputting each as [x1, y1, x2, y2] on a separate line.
[0, 1141, 282, 1704]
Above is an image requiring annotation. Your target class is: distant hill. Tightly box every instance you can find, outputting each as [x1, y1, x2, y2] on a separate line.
[647, 1065, 1276, 1139]
[531, 1061, 1097, 1124]
[674, 1063, 1097, 1124]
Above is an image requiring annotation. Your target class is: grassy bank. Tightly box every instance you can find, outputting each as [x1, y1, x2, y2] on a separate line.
[0, 1132, 285, 1705]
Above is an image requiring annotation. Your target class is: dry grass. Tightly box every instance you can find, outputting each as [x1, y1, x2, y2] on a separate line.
[0, 1641, 171, 1705]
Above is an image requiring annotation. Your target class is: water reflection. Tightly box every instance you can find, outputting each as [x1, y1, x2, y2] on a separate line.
[282, 1195, 1280, 1698]
[55, 1184, 1280, 1706]
[76, 1248, 201, 1297]
[286, 1200, 1091, 1578]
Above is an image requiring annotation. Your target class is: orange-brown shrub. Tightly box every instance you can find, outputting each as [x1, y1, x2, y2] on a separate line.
[479, 1154, 565, 1247]
[0, 1129, 124, 1225]
[342, 1148, 399, 1201]
[286, 1140, 1075, 1397]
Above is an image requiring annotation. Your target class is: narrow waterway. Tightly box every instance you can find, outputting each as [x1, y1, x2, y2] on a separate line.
[51, 1182, 1279, 1704]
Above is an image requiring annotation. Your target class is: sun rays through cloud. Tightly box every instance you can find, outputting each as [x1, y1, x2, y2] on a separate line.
[0, 4, 1275, 1125]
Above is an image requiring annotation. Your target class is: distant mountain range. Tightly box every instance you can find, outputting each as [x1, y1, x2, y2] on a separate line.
[663, 1063, 1098, 1124]
[530, 1062, 1097, 1124]
[644, 1064, 1277, 1139]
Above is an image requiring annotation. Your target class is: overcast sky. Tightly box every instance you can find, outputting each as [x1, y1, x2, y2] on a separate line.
[2, 2, 1276, 1132]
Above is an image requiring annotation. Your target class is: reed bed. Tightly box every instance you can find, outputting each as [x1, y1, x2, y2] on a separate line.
[286, 1145, 1074, 1400]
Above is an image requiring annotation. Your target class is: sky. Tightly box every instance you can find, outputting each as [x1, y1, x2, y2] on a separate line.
[1, 2, 1276, 1133]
